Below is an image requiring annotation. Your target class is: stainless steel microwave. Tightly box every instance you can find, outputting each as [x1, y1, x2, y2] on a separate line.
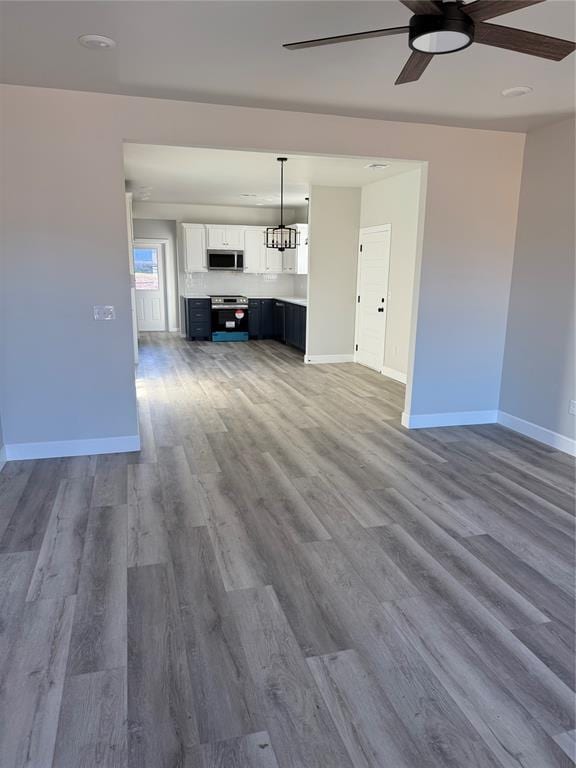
[207, 250, 244, 271]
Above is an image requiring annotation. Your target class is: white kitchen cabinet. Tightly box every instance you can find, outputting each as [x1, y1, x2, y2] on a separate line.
[181, 224, 207, 272]
[282, 248, 297, 273]
[264, 248, 283, 273]
[295, 224, 309, 275]
[207, 226, 244, 250]
[244, 228, 265, 273]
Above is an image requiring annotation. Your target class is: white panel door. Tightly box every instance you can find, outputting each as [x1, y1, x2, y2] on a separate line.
[354, 226, 391, 372]
[133, 242, 167, 332]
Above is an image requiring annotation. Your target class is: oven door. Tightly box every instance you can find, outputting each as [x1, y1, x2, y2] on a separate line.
[211, 306, 249, 333]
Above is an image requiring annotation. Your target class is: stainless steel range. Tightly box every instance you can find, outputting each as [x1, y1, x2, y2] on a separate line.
[210, 295, 249, 342]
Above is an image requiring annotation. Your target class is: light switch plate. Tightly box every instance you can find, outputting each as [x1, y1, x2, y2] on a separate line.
[569, 400, 576, 416]
[93, 305, 116, 321]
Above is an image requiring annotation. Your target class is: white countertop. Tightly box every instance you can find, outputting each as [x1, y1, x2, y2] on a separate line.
[273, 297, 307, 307]
[182, 294, 307, 306]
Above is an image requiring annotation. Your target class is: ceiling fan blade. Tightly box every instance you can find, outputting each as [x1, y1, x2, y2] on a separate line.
[398, 0, 443, 14]
[463, 0, 546, 22]
[474, 22, 576, 61]
[283, 26, 409, 49]
[395, 51, 434, 84]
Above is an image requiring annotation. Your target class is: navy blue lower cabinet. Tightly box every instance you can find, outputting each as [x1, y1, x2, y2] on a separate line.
[261, 300, 275, 339]
[184, 298, 211, 340]
[283, 302, 306, 352]
[273, 301, 286, 343]
[248, 299, 275, 339]
[248, 300, 261, 339]
[296, 305, 307, 352]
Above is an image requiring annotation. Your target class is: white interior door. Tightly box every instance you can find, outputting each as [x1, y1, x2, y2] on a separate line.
[133, 242, 167, 332]
[354, 225, 391, 372]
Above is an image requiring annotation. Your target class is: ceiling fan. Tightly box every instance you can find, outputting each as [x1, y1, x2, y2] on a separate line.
[283, 0, 576, 84]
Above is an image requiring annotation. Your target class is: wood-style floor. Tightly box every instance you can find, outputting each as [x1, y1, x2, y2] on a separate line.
[0, 333, 575, 767]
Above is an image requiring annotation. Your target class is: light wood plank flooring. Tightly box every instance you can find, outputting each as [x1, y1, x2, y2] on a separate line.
[0, 333, 574, 767]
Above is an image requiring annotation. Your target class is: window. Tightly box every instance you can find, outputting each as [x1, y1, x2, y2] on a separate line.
[133, 247, 159, 290]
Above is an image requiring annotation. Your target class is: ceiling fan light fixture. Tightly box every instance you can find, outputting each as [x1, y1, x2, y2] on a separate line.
[77, 34, 116, 49]
[501, 85, 533, 97]
[409, 9, 474, 54]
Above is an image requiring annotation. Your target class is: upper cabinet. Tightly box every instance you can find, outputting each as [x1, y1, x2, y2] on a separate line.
[244, 228, 265, 274]
[265, 248, 284, 274]
[181, 224, 207, 273]
[206, 226, 244, 250]
[282, 248, 296, 274]
[179, 221, 307, 275]
[295, 224, 309, 275]
[245, 227, 293, 275]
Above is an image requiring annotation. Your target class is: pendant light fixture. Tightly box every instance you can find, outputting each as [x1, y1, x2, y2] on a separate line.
[265, 158, 299, 252]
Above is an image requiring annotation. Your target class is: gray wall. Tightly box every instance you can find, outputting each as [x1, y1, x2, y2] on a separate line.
[500, 118, 575, 439]
[307, 186, 361, 359]
[360, 168, 424, 377]
[1, 86, 138, 447]
[1, 84, 525, 452]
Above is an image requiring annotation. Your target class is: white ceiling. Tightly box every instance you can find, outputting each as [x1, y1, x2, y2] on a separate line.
[1, 1, 575, 131]
[124, 144, 422, 206]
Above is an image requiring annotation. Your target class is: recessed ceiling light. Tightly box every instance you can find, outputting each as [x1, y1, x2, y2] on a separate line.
[365, 163, 390, 170]
[78, 34, 116, 49]
[501, 86, 533, 98]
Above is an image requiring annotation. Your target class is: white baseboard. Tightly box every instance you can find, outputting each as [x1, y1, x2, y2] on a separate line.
[400, 408, 575, 456]
[4, 434, 141, 461]
[401, 410, 498, 429]
[381, 366, 407, 384]
[305, 354, 354, 364]
[497, 411, 576, 456]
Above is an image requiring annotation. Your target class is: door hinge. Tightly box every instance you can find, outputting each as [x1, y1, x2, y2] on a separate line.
[355, 344, 358, 351]
[360, 244, 363, 252]
[357, 295, 360, 303]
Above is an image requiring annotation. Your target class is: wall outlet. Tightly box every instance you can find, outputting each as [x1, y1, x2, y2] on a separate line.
[93, 305, 116, 321]
[569, 400, 576, 416]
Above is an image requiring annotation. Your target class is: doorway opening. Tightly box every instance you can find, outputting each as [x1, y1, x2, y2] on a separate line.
[123, 143, 427, 418]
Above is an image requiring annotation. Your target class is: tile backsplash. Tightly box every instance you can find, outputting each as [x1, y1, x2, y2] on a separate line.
[182, 272, 307, 298]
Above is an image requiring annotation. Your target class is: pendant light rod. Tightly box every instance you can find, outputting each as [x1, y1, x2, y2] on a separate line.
[265, 156, 298, 252]
[278, 157, 287, 228]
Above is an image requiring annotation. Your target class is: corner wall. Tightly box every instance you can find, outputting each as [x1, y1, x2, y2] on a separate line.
[307, 186, 361, 361]
[360, 169, 423, 379]
[499, 117, 575, 452]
